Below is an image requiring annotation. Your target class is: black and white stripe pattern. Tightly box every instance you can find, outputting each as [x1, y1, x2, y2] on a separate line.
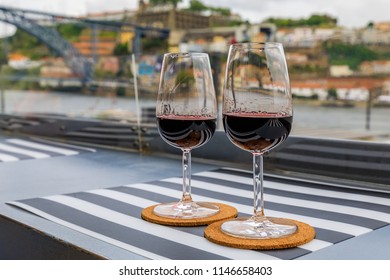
[8, 168, 390, 259]
[0, 138, 95, 162]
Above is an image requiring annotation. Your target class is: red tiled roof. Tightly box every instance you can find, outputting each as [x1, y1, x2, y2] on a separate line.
[291, 77, 383, 89]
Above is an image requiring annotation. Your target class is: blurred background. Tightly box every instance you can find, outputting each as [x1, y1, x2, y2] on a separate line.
[0, 0, 389, 143]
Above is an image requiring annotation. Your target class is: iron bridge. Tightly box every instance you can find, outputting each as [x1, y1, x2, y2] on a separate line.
[0, 5, 170, 83]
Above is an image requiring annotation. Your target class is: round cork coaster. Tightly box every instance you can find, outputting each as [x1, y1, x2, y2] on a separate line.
[204, 218, 316, 250]
[141, 203, 238, 227]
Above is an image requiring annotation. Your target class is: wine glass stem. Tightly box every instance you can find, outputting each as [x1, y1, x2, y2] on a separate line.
[253, 153, 265, 218]
[181, 149, 192, 203]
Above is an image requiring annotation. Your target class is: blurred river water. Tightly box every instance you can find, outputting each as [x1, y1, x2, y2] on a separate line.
[1, 90, 389, 142]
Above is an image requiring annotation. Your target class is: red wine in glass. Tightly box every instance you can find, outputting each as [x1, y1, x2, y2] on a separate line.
[221, 42, 297, 238]
[157, 115, 217, 150]
[223, 112, 292, 153]
[154, 52, 219, 219]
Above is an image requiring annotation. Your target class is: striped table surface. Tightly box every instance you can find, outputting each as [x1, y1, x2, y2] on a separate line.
[8, 168, 390, 260]
[0, 138, 96, 162]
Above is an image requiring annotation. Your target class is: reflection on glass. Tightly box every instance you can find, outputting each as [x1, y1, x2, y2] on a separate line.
[154, 52, 219, 219]
[221, 42, 297, 239]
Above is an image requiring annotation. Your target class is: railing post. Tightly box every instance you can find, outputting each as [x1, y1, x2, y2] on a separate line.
[366, 89, 372, 131]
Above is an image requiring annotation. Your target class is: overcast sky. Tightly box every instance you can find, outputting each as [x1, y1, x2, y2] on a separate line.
[0, 0, 389, 29]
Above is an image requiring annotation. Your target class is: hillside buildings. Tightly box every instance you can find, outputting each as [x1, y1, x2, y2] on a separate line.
[4, 1, 390, 102]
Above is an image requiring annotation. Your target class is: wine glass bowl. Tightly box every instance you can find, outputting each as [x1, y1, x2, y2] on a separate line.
[154, 52, 219, 219]
[221, 42, 296, 238]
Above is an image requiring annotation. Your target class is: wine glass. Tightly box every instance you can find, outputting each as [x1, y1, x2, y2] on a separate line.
[221, 42, 297, 238]
[155, 52, 219, 219]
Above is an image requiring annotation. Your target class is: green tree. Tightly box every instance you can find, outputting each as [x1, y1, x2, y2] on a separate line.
[184, 0, 231, 16]
[306, 14, 337, 26]
[264, 14, 337, 27]
[57, 23, 84, 42]
[141, 37, 168, 52]
[0, 40, 8, 65]
[10, 29, 41, 50]
[327, 88, 338, 100]
[149, 0, 182, 9]
[324, 42, 377, 70]
[9, 29, 51, 59]
[187, 0, 208, 12]
[113, 43, 130, 55]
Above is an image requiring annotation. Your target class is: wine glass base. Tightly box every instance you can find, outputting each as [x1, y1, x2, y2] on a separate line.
[221, 216, 297, 239]
[153, 201, 219, 219]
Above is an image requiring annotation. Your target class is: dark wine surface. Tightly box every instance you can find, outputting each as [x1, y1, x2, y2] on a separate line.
[157, 115, 216, 150]
[223, 113, 292, 153]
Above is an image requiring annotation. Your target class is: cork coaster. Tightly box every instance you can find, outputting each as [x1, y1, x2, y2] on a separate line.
[141, 203, 238, 227]
[204, 218, 316, 250]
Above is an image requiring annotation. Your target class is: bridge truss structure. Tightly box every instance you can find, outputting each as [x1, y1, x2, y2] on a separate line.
[0, 6, 169, 83]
